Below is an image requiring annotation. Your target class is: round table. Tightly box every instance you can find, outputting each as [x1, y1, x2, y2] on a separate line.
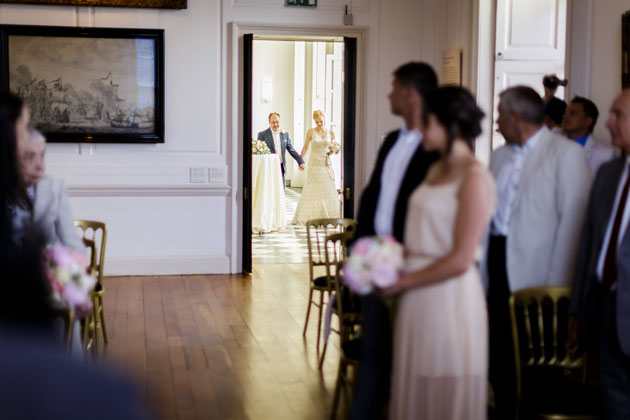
[252, 154, 287, 233]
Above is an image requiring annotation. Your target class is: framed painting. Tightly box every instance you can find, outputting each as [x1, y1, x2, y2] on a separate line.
[0, 0, 187, 9]
[0, 24, 165, 143]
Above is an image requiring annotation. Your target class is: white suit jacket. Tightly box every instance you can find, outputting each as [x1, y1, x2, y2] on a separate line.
[583, 135, 616, 176]
[488, 127, 592, 292]
[33, 177, 84, 251]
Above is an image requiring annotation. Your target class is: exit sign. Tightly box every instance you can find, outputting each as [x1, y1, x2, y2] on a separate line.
[286, 0, 316, 6]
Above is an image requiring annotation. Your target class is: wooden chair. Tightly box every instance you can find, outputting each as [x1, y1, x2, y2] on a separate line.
[330, 261, 362, 420]
[302, 218, 357, 355]
[318, 231, 359, 369]
[75, 220, 108, 355]
[509, 287, 599, 419]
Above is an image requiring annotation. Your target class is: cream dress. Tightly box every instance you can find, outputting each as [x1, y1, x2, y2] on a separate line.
[389, 166, 495, 420]
[291, 129, 340, 224]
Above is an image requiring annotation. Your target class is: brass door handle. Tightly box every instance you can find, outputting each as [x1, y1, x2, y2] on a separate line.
[244, 187, 248, 200]
[345, 188, 352, 200]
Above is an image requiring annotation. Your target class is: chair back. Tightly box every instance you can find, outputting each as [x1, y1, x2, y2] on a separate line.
[74, 220, 107, 285]
[509, 287, 585, 399]
[305, 218, 357, 288]
[331, 257, 361, 341]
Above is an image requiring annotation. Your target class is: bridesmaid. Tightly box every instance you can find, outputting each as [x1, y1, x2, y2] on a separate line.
[381, 87, 496, 420]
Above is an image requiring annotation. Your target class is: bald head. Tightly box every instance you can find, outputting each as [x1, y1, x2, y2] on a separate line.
[606, 89, 630, 153]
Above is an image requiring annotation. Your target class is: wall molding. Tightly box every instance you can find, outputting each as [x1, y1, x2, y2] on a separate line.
[106, 255, 231, 276]
[68, 184, 231, 197]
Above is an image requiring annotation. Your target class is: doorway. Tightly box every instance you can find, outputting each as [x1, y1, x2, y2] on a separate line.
[242, 35, 357, 272]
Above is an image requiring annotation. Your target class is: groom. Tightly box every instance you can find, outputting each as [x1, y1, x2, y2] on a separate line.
[257, 112, 305, 186]
[351, 62, 439, 420]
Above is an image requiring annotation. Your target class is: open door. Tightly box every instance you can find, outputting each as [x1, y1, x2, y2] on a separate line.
[342, 37, 356, 218]
[242, 33, 253, 273]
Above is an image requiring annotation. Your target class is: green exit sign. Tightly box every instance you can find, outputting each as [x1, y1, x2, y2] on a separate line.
[286, 0, 316, 6]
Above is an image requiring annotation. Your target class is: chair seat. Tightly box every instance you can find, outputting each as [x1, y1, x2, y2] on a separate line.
[522, 367, 600, 417]
[341, 338, 361, 361]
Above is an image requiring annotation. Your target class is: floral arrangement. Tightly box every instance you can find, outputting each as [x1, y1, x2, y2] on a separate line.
[44, 245, 96, 317]
[343, 236, 404, 295]
[252, 139, 271, 155]
[327, 141, 341, 156]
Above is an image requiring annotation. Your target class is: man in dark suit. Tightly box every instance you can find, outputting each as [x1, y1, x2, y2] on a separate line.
[351, 62, 439, 420]
[570, 89, 630, 420]
[257, 112, 305, 186]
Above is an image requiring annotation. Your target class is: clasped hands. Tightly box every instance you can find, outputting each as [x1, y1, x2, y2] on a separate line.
[298, 163, 305, 171]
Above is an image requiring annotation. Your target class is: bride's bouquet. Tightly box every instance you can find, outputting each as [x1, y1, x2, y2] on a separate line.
[326, 142, 341, 155]
[252, 139, 270, 155]
[343, 236, 404, 295]
[44, 244, 96, 318]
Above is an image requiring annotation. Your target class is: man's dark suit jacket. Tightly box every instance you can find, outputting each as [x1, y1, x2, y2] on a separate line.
[351, 129, 438, 420]
[355, 129, 439, 243]
[571, 156, 630, 356]
[257, 127, 305, 176]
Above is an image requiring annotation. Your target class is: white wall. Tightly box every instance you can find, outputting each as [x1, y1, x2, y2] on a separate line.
[589, 0, 626, 143]
[1, 0, 475, 274]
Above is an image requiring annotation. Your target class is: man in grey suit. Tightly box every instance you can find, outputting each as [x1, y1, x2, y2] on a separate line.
[570, 89, 630, 420]
[257, 112, 305, 186]
[486, 86, 592, 419]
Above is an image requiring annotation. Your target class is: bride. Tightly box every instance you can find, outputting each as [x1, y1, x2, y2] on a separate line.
[291, 110, 341, 224]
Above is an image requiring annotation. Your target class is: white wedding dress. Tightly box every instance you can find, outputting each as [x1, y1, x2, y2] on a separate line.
[291, 129, 340, 224]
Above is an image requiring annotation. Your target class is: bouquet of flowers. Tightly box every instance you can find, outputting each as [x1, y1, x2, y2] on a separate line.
[44, 245, 96, 317]
[252, 139, 271, 155]
[326, 141, 341, 156]
[343, 236, 404, 295]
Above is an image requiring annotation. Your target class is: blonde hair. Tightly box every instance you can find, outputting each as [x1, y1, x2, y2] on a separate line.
[312, 110, 325, 120]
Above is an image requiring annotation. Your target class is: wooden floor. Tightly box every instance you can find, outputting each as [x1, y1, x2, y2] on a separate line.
[101, 264, 346, 420]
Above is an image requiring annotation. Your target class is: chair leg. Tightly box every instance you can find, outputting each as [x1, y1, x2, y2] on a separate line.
[98, 294, 108, 344]
[92, 300, 100, 356]
[330, 359, 345, 420]
[303, 288, 314, 337]
[316, 291, 324, 354]
[319, 340, 329, 370]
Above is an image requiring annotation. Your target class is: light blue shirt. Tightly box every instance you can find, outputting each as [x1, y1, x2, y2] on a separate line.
[491, 128, 544, 236]
[374, 126, 422, 236]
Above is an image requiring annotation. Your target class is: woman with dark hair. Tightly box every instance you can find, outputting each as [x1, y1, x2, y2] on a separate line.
[381, 86, 496, 420]
[0, 90, 54, 328]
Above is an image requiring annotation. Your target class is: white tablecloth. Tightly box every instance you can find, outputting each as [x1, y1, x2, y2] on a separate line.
[252, 154, 286, 233]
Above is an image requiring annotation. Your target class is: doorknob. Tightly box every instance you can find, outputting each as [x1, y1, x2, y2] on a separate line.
[345, 188, 352, 200]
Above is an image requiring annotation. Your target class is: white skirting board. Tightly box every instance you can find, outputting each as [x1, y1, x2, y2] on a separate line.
[105, 255, 231, 276]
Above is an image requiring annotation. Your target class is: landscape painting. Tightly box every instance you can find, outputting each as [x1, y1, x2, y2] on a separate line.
[1, 25, 164, 143]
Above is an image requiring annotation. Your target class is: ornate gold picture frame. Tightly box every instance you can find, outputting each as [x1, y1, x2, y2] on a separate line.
[0, 0, 186, 9]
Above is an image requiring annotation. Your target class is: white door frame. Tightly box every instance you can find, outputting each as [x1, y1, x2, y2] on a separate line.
[227, 22, 368, 273]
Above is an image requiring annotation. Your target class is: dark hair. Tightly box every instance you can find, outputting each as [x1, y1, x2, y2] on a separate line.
[0, 90, 25, 244]
[544, 97, 567, 126]
[499, 86, 545, 125]
[423, 86, 485, 152]
[393, 62, 438, 98]
[268, 112, 280, 120]
[570, 96, 599, 133]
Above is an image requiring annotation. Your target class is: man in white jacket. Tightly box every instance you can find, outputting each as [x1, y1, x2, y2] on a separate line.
[486, 86, 592, 419]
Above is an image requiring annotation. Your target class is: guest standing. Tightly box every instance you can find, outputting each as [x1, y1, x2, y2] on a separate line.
[570, 89, 630, 420]
[381, 86, 495, 420]
[486, 86, 592, 419]
[351, 62, 439, 420]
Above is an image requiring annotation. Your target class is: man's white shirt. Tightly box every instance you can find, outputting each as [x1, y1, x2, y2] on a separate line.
[272, 129, 281, 155]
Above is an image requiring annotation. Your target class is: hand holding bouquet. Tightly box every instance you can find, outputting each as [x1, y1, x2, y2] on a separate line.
[326, 142, 341, 156]
[252, 139, 271, 155]
[44, 245, 96, 318]
[343, 236, 404, 295]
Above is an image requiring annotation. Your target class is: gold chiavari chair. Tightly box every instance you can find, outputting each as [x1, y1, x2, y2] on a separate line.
[302, 218, 357, 356]
[509, 287, 599, 420]
[330, 261, 362, 420]
[74, 220, 108, 355]
[51, 306, 75, 354]
[318, 231, 359, 369]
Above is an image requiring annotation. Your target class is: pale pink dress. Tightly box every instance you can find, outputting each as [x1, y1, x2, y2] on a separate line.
[389, 166, 496, 420]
